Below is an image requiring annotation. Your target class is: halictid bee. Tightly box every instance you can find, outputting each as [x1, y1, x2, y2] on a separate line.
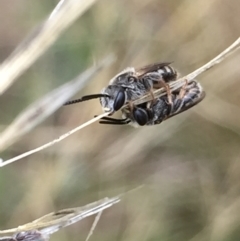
[64, 62, 178, 112]
[64, 62, 205, 127]
[98, 80, 205, 127]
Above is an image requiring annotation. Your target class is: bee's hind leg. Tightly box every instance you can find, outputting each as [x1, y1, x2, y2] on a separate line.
[178, 79, 188, 99]
[171, 80, 205, 115]
[168, 79, 188, 113]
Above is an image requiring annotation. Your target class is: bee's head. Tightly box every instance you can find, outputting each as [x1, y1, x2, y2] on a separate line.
[63, 69, 134, 113]
[100, 85, 127, 113]
[63, 86, 126, 114]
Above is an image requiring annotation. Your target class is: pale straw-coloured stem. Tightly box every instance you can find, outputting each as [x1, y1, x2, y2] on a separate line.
[0, 38, 240, 168]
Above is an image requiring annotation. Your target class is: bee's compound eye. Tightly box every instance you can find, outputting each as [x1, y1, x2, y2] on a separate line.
[133, 107, 148, 126]
[113, 88, 125, 111]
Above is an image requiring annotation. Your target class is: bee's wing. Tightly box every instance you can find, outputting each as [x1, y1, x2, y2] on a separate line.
[136, 62, 172, 76]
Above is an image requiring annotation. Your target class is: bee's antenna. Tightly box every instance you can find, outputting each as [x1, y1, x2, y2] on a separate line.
[64, 94, 110, 106]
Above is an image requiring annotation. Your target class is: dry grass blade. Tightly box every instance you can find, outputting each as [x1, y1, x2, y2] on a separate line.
[0, 55, 114, 152]
[0, 196, 120, 236]
[0, 0, 100, 95]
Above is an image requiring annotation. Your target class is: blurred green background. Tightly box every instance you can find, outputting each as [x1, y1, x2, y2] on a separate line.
[0, 0, 240, 241]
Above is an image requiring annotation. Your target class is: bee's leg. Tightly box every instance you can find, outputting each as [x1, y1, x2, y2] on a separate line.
[99, 120, 131, 125]
[127, 100, 134, 112]
[94, 115, 130, 125]
[171, 98, 184, 114]
[153, 80, 173, 105]
[178, 79, 188, 99]
[171, 81, 205, 115]
[141, 79, 157, 106]
[168, 80, 189, 114]
[148, 88, 157, 106]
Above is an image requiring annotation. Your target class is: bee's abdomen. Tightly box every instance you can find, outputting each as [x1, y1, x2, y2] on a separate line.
[158, 65, 178, 82]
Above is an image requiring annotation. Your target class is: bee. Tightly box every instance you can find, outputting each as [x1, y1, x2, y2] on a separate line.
[64, 62, 178, 113]
[64, 62, 205, 127]
[97, 80, 205, 127]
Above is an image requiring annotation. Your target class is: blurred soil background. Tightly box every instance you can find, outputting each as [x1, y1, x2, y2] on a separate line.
[0, 0, 240, 241]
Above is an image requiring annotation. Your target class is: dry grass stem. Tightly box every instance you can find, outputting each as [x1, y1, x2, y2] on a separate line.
[85, 211, 102, 241]
[133, 37, 240, 105]
[0, 54, 115, 152]
[0, 0, 99, 95]
[0, 37, 239, 168]
[0, 196, 120, 236]
[0, 112, 109, 168]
